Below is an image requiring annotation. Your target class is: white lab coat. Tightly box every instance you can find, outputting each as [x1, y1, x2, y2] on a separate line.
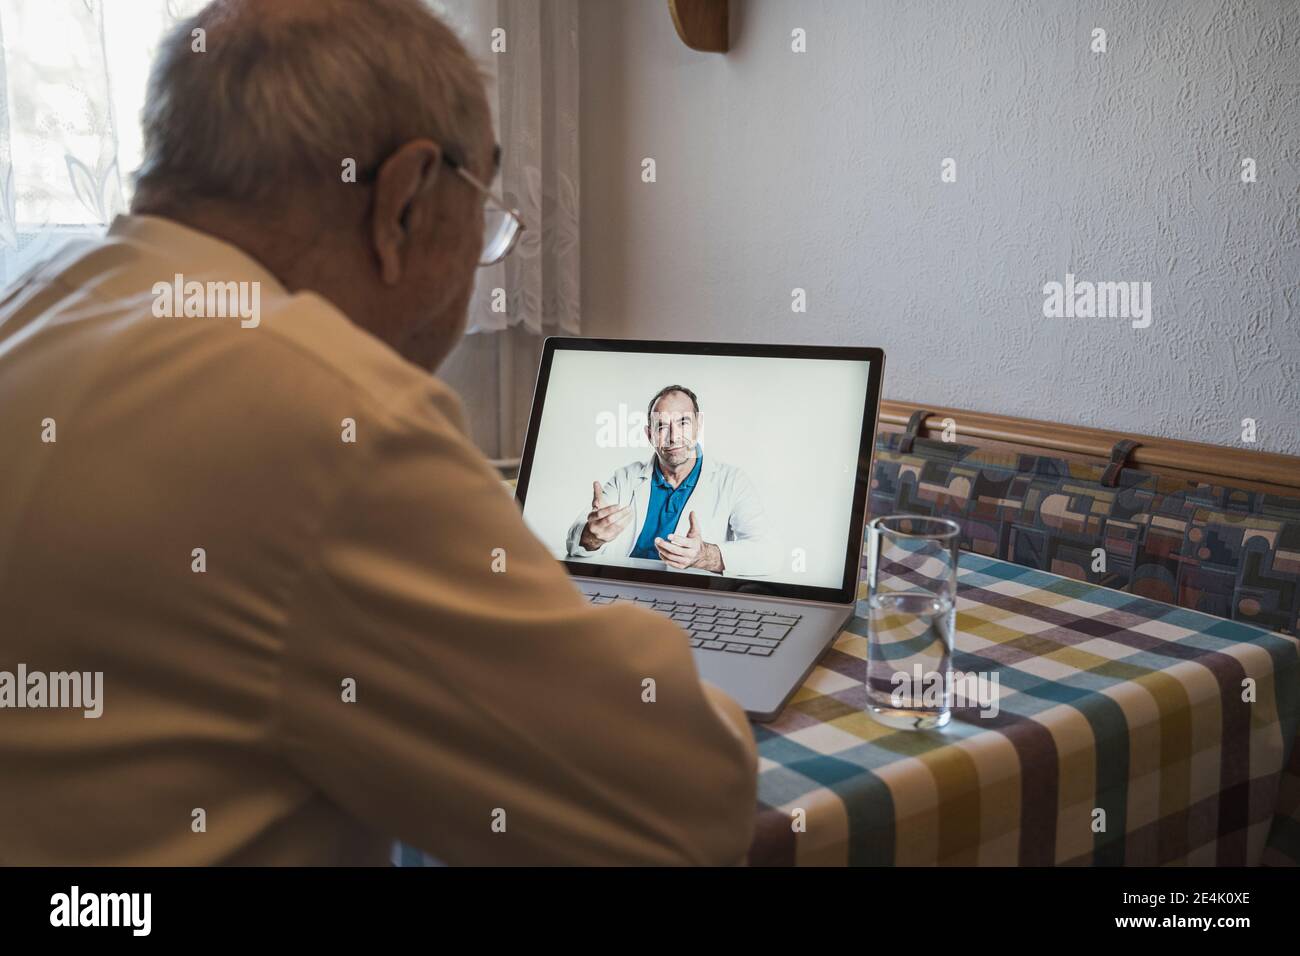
[566, 453, 780, 576]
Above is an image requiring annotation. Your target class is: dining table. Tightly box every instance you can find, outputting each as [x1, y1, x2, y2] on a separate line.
[396, 549, 1300, 866]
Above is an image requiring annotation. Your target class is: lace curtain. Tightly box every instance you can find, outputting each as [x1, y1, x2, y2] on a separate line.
[0, 0, 579, 336]
[435, 0, 579, 334]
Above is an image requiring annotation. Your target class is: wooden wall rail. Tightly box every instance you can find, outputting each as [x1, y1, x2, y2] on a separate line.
[879, 400, 1299, 493]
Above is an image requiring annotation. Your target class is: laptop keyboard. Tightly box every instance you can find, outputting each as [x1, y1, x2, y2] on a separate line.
[581, 591, 800, 657]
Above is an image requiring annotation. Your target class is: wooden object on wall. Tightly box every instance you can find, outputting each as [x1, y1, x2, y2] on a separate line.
[878, 400, 1300, 495]
[668, 0, 728, 53]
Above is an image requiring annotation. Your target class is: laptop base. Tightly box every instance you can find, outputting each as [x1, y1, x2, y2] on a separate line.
[577, 577, 852, 721]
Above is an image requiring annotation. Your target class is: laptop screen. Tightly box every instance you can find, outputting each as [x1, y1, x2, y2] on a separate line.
[515, 339, 883, 604]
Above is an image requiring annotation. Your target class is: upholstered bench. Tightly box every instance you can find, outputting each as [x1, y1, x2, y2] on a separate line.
[869, 405, 1300, 637]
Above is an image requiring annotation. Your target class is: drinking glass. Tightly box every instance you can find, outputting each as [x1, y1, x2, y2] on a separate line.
[865, 515, 960, 730]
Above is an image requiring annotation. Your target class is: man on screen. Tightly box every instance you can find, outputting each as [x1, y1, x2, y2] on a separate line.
[566, 385, 779, 576]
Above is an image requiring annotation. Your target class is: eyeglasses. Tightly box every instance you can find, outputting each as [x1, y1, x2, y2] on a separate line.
[446, 146, 526, 266]
[360, 143, 526, 267]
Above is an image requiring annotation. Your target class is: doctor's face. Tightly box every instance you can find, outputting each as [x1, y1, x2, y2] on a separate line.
[646, 391, 701, 469]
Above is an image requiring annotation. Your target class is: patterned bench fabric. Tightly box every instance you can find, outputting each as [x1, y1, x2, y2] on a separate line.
[869, 434, 1300, 637]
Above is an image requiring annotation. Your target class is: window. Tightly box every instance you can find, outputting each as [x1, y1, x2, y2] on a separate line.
[0, 0, 206, 282]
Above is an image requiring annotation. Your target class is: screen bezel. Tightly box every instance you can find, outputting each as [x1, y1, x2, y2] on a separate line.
[513, 337, 885, 605]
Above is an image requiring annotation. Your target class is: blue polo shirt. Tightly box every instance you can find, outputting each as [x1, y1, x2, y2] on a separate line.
[630, 445, 703, 560]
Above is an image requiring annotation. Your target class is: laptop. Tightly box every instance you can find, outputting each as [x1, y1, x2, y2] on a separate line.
[515, 338, 884, 721]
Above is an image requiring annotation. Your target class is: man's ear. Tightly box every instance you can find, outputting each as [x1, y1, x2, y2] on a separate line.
[371, 139, 442, 286]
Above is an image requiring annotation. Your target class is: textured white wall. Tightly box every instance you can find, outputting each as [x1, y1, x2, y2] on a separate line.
[579, 0, 1299, 455]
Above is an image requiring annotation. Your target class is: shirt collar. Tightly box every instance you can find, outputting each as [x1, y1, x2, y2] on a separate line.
[107, 214, 288, 295]
[651, 443, 703, 490]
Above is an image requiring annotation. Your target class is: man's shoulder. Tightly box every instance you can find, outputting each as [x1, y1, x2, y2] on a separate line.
[704, 457, 750, 483]
[611, 458, 653, 481]
[100, 288, 470, 447]
[4, 227, 465, 442]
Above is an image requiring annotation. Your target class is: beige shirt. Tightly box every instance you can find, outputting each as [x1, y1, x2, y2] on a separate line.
[0, 215, 757, 866]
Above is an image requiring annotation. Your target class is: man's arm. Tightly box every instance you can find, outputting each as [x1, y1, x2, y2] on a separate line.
[276, 384, 757, 865]
[565, 478, 627, 557]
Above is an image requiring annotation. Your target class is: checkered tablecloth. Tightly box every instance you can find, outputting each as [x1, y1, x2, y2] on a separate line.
[395, 549, 1300, 866]
[750, 552, 1300, 866]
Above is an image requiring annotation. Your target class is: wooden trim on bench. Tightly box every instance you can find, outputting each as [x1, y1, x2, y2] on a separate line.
[879, 401, 1300, 494]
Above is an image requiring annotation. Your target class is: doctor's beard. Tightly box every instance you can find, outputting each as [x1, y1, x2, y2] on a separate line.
[657, 443, 695, 468]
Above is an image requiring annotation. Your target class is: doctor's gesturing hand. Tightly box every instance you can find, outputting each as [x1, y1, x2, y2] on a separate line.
[578, 481, 632, 551]
[655, 511, 724, 573]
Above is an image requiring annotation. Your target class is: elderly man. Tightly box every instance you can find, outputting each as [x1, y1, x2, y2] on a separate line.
[568, 385, 779, 576]
[0, 0, 755, 865]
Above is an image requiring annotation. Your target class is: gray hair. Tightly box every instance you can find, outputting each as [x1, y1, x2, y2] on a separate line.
[647, 385, 700, 422]
[133, 0, 491, 207]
